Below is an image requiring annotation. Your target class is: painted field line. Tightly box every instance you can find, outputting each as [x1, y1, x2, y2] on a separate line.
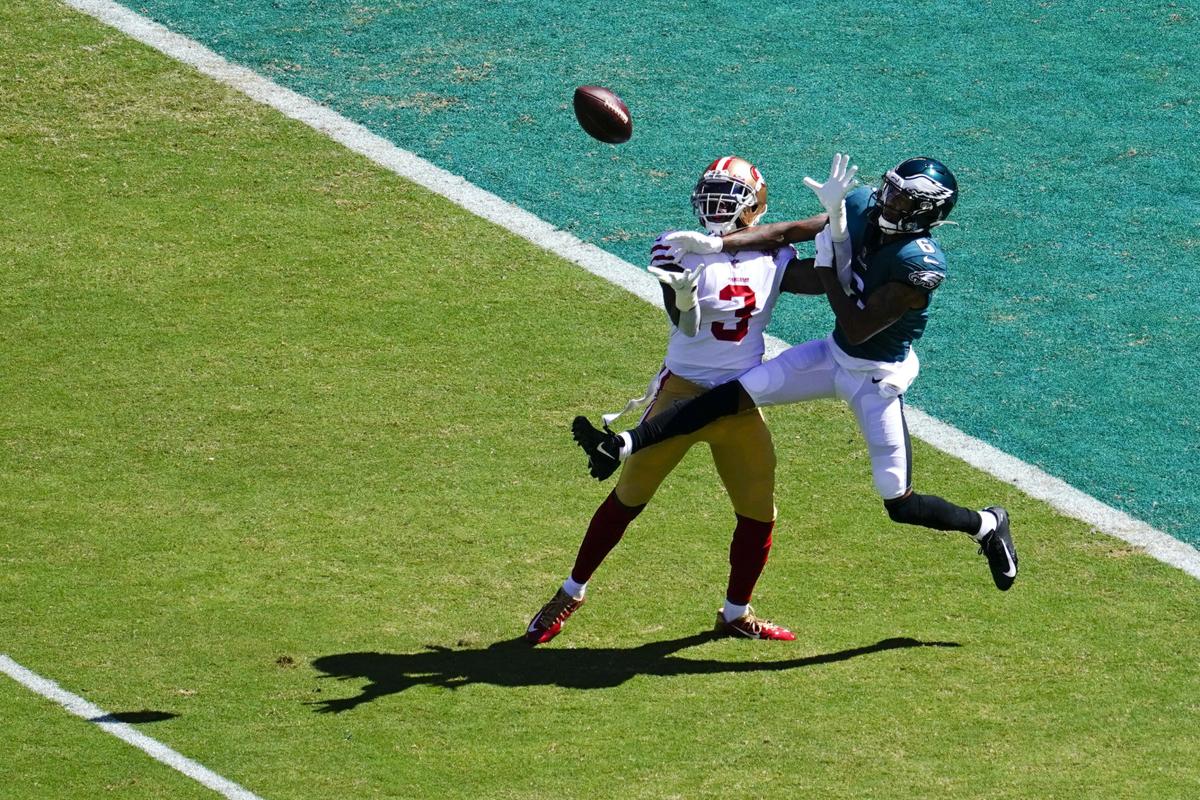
[0, 654, 264, 799]
[63, 1, 1200, 581]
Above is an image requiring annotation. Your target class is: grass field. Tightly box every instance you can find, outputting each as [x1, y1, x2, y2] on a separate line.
[2, 1, 1199, 798]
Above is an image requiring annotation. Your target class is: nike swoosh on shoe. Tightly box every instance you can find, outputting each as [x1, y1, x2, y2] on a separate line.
[1001, 542, 1017, 578]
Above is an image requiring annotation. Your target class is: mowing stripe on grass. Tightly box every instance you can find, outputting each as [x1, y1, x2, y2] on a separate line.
[0, 655, 265, 800]
[61, 0, 1200, 582]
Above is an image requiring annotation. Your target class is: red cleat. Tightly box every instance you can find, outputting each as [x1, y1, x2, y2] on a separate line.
[525, 588, 585, 644]
[714, 607, 796, 641]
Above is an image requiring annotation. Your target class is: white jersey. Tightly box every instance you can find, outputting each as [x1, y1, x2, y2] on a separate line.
[651, 231, 795, 388]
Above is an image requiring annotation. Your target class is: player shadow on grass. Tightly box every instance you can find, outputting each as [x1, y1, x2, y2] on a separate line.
[89, 710, 179, 724]
[308, 634, 959, 713]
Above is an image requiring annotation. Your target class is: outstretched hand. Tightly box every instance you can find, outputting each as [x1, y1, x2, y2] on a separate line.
[803, 153, 857, 242]
[648, 261, 706, 311]
[803, 152, 858, 210]
[661, 230, 723, 255]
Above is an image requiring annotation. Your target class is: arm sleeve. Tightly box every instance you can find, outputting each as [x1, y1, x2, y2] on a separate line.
[651, 232, 700, 336]
[657, 268, 701, 336]
[659, 281, 681, 326]
[675, 305, 700, 337]
[833, 235, 854, 295]
[772, 244, 799, 270]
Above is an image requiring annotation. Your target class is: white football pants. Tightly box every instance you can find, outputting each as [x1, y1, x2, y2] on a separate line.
[739, 336, 920, 501]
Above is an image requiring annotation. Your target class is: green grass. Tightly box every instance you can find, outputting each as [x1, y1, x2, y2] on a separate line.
[2, 678, 217, 798]
[1, 1, 1198, 798]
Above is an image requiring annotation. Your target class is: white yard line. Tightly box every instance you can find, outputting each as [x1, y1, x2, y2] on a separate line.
[61, 0, 1200, 583]
[0, 655, 264, 799]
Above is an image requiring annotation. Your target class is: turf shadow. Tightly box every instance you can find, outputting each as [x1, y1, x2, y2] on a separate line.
[88, 710, 179, 724]
[308, 634, 959, 713]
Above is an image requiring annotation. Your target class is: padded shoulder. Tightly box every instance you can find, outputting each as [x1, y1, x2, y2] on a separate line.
[893, 236, 946, 291]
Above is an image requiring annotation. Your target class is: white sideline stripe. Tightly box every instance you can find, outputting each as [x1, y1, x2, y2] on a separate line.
[0, 655, 264, 800]
[63, 0, 1200, 582]
[904, 409, 1200, 579]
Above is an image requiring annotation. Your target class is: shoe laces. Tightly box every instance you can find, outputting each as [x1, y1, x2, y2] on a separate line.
[542, 592, 577, 627]
[734, 606, 768, 633]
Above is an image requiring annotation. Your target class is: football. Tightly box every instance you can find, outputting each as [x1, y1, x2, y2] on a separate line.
[573, 85, 632, 144]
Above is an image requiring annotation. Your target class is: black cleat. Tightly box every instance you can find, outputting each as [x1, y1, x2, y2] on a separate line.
[978, 506, 1018, 591]
[571, 415, 623, 480]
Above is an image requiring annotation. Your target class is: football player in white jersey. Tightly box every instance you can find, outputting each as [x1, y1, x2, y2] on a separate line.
[525, 157, 827, 644]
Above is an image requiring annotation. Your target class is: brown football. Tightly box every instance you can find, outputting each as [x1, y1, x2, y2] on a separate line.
[573, 85, 632, 144]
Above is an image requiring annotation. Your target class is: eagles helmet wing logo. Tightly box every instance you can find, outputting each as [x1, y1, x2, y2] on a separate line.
[908, 270, 944, 290]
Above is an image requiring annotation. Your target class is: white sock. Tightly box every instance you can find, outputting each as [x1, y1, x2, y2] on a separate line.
[617, 431, 633, 460]
[562, 577, 586, 600]
[721, 600, 749, 622]
[973, 510, 998, 542]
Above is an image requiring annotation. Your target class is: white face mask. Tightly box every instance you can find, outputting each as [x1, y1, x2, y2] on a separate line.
[692, 177, 759, 236]
[703, 217, 736, 235]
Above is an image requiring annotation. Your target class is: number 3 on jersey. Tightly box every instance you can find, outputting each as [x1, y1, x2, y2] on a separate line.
[711, 284, 757, 342]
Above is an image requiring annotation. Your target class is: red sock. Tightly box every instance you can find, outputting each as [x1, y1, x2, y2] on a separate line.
[726, 514, 774, 605]
[569, 491, 645, 584]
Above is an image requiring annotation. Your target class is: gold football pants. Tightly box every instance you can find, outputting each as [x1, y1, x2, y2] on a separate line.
[614, 371, 776, 522]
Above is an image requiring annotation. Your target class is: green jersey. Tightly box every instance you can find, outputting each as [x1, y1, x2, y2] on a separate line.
[832, 186, 947, 362]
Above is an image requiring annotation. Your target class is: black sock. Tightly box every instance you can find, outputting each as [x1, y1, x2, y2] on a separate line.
[628, 381, 751, 453]
[885, 492, 982, 535]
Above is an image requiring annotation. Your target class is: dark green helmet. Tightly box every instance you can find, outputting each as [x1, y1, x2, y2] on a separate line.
[872, 156, 958, 233]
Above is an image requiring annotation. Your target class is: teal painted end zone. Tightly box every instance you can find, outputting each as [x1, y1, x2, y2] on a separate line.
[129, 1, 1200, 544]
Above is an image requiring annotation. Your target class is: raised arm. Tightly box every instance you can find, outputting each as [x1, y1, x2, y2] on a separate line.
[718, 213, 828, 251]
[649, 261, 704, 337]
[659, 213, 827, 256]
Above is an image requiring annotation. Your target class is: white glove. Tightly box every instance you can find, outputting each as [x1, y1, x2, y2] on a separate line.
[648, 261, 706, 311]
[803, 152, 858, 243]
[660, 230, 723, 255]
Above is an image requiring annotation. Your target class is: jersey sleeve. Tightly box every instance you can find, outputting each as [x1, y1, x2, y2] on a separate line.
[650, 232, 686, 327]
[771, 243, 798, 270]
[893, 238, 947, 293]
[844, 186, 874, 247]
[770, 243, 797, 297]
[649, 232, 679, 269]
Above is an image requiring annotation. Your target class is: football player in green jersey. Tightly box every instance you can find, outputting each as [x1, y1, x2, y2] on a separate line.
[572, 154, 1019, 591]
